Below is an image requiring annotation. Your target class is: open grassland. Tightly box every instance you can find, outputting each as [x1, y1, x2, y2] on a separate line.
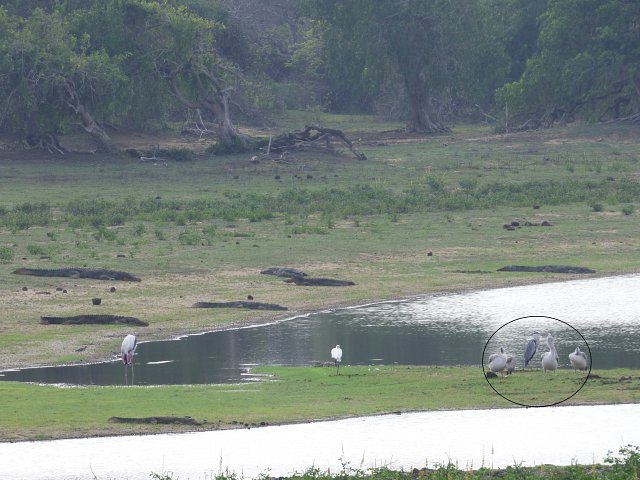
[1, 115, 640, 370]
[0, 366, 638, 442]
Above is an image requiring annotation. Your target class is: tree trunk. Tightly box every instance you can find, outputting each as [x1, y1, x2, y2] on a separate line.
[59, 82, 115, 152]
[404, 77, 451, 133]
[167, 72, 253, 151]
[631, 70, 640, 115]
[209, 94, 253, 149]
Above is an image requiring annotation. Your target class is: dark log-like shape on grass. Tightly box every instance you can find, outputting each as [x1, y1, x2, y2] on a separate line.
[260, 267, 308, 278]
[497, 265, 595, 274]
[108, 416, 201, 425]
[285, 276, 355, 286]
[14, 267, 141, 282]
[40, 315, 148, 326]
[192, 301, 288, 311]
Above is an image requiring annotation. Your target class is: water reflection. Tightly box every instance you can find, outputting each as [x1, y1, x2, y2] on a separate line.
[1, 274, 639, 385]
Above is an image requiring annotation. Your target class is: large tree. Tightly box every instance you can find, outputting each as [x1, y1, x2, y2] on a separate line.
[497, 0, 640, 127]
[0, 1, 254, 151]
[0, 7, 125, 151]
[304, 0, 507, 132]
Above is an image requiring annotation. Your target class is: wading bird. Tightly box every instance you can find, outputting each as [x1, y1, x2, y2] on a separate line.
[505, 353, 516, 375]
[121, 334, 137, 385]
[330, 344, 342, 375]
[488, 347, 508, 376]
[541, 335, 558, 375]
[569, 346, 588, 371]
[524, 331, 541, 367]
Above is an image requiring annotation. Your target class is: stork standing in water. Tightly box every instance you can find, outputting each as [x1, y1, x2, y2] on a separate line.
[524, 331, 541, 368]
[330, 344, 342, 375]
[569, 346, 588, 371]
[541, 334, 558, 375]
[121, 334, 137, 385]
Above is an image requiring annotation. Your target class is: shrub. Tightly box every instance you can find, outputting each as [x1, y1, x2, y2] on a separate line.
[0, 246, 14, 263]
[621, 205, 634, 215]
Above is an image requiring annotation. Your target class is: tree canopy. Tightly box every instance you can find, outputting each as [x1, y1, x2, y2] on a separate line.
[0, 0, 639, 151]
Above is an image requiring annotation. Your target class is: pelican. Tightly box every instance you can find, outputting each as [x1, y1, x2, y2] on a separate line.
[330, 344, 342, 375]
[488, 347, 507, 376]
[524, 331, 541, 367]
[541, 334, 558, 375]
[569, 346, 588, 371]
[121, 334, 137, 385]
[505, 353, 516, 375]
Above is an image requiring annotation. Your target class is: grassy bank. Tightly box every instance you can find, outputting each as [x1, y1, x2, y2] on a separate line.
[0, 365, 638, 442]
[1, 116, 640, 370]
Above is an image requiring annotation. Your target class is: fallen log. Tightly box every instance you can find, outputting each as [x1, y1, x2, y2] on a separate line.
[497, 265, 595, 274]
[14, 267, 141, 282]
[108, 416, 201, 425]
[256, 124, 367, 161]
[285, 276, 355, 286]
[192, 301, 288, 311]
[40, 314, 148, 326]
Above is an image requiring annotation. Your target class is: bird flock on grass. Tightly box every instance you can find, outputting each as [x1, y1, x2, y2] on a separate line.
[486, 331, 589, 378]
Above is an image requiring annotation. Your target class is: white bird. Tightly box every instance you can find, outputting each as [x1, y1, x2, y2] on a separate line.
[541, 335, 558, 375]
[488, 347, 508, 376]
[330, 344, 343, 375]
[121, 334, 137, 385]
[569, 346, 588, 371]
[505, 353, 516, 375]
[524, 331, 541, 367]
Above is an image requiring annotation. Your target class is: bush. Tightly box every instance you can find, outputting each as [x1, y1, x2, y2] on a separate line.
[0, 246, 14, 263]
[621, 205, 634, 215]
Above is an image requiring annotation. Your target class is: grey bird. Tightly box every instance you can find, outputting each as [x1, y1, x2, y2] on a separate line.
[569, 346, 588, 371]
[524, 331, 541, 367]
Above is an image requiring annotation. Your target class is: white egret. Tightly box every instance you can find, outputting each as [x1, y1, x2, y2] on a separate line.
[524, 331, 541, 367]
[488, 347, 508, 376]
[569, 346, 588, 371]
[121, 334, 137, 385]
[330, 344, 342, 375]
[541, 335, 558, 375]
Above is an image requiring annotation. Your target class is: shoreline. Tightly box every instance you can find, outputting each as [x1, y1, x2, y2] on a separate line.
[3, 268, 639, 372]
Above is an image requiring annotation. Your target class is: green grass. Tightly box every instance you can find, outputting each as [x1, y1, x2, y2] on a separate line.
[2, 114, 640, 446]
[0, 365, 638, 442]
[1, 119, 640, 370]
[206, 445, 640, 480]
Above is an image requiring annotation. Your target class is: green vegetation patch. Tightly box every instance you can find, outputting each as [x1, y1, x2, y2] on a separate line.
[0, 366, 638, 442]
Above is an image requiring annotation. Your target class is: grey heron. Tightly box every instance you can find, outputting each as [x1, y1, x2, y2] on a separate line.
[569, 346, 588, 371]
[541, 334, 558, 375]
[331, 344, 342, 375]
[121, 334, 137, 385]
[524, 331, 541, 367]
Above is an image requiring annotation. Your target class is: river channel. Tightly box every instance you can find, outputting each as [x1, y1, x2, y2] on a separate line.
[1, 274, 639, 385]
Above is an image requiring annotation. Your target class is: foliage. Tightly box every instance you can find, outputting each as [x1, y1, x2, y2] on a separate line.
[0, 246, 14, 263]
[0, 7, 126, 148]
[302, 0, 509, 129]
[497, 0, 640, 127]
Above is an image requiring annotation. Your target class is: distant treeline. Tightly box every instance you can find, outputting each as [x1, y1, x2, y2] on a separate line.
[1, 0, 639, 149]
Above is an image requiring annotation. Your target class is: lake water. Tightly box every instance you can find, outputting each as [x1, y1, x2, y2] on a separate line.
[1, 274, 640, 385]
[1, 403, 639, 480]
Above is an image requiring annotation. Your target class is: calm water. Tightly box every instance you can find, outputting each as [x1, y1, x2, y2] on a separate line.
[2, 274, 639, 385]
[2, 404, 639, 480]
